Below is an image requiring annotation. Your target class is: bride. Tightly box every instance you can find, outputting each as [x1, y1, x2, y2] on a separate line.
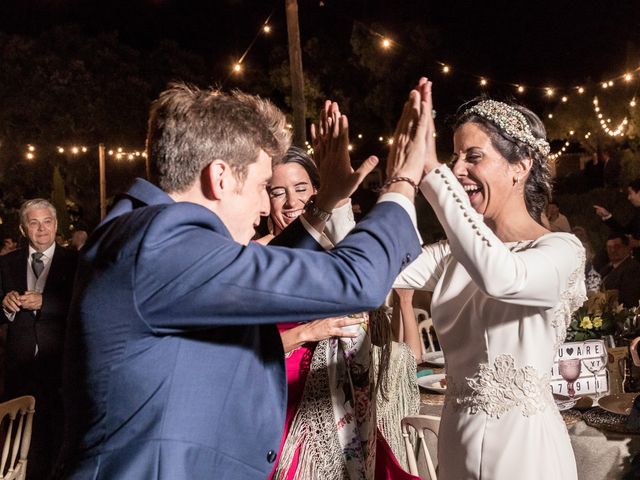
[394, 80, 586, 479]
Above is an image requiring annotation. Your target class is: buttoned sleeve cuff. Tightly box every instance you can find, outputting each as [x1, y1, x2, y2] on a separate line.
[3, 309, 15, 322]
[377, 192, 422, 243]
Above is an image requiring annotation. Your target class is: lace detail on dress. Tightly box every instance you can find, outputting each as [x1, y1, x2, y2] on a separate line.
[551, 247, 587, 350]
[446, 354, 554, 418]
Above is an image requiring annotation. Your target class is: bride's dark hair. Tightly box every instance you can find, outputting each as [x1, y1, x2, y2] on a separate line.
[453, 98, 552, 223]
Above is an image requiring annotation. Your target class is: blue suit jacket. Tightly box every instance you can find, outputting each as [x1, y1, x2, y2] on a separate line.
[60, 178, 421, 479]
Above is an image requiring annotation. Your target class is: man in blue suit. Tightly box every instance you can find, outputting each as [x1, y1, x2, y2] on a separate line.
[59, 83, 425, 479]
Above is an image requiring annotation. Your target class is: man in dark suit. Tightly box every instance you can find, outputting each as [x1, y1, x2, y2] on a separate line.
[599, 232, 640, 308]
[0, 198, 77, 479]
[59, 83, 425, 479]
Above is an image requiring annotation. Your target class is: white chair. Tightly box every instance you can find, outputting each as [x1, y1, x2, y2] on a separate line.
[415, 308, 437, 356]
[401, 414, 440, 480]
[0, 396, 35, 480]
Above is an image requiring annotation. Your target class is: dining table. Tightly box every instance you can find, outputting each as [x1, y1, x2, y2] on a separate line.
[417, 365, 640, 479]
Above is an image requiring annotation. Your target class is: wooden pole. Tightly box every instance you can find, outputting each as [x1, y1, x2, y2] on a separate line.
[98, 143, 106, 220]
[285, 0, 306, 146]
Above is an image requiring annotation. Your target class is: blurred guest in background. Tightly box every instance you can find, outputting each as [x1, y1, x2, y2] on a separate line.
[69, 230, 88, 251]
[594, 178, 640, 258]
[541, 200, 571, 232]
[0, 237, 17, 256]
[599, 232, 640, 308]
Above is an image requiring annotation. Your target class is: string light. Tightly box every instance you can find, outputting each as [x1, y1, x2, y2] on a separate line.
[577, 87, 585, 94]
[442, 64, 450, 74]
[221, 11, 272, 86]
[517, 85, 525, 93]
[381, 37, 391, 49]
[479, 78, 487, 87]
[592, 97, 627, 137]
[545, 88, 554, 97]
[21, 144, 146, 160]
[625, 73, 633, 82]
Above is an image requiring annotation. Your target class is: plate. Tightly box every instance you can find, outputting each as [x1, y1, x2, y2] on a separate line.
[417, 373, 446, 393]
[422, 351, 445, 366]
[598, 393, 639, 415]
[553, 394, 577, 411]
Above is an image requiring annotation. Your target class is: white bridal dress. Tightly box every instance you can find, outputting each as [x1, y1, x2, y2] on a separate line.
[395, 166, 586, 480]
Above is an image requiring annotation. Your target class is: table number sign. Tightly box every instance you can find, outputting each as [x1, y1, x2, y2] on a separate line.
[550, 340, 609, 396]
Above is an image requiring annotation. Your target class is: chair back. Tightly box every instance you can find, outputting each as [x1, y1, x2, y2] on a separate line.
[414, 308, 436, 356]
[0, 396, 35, 480]
[401, 414, 440, 480]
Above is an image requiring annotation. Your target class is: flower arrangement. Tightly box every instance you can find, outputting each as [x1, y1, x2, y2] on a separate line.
[566, 290, 637, 342]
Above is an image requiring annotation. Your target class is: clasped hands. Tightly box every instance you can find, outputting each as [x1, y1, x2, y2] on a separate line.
[310, 77, 440, 211]
[2, 290, 42, 313]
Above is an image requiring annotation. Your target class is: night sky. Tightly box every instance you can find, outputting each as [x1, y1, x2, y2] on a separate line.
[2, 0, 640, 121]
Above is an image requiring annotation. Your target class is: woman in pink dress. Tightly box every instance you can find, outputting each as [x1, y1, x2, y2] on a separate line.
[261, 102, 421, 479]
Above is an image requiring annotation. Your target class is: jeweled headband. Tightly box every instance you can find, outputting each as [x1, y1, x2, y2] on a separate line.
[464, 100, 551, 156]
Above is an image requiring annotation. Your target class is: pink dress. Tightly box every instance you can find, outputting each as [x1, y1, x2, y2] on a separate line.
[270, 323, 419, 480]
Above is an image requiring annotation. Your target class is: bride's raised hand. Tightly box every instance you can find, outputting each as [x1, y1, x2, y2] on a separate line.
[416, 78, 441, 174]
[385, 81, 430, 197]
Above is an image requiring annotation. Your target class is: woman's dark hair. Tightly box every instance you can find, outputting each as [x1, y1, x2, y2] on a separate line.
[280, 146, 321, 189]
[453, 98, 552, 223]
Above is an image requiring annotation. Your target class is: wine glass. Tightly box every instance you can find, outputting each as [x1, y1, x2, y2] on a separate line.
[581, 340, 608, 398]
[559, 359, 582, 399]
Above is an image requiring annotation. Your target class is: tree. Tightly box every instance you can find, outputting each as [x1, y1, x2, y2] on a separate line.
[0, 27, 212, 229]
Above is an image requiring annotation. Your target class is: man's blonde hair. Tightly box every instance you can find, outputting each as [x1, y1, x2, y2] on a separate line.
[146, 82, 292, 193]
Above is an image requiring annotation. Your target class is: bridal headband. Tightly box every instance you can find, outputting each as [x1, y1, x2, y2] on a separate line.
[464, 100, 551, 156]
